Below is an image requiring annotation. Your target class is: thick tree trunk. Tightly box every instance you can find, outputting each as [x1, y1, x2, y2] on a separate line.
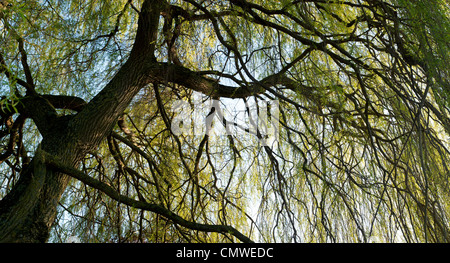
[0, 62, 152, 243]
[0, 148, 48, 242]
[0, 117, 101, 242]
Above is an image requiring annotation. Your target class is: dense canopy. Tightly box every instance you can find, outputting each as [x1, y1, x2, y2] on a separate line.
[0, 0, 449, 243]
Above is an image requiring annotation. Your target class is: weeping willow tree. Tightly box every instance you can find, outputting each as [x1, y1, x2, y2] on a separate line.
[0, 0, 449, 243]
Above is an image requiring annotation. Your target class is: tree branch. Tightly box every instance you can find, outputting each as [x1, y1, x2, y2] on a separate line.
[148, 62, 265, 98]
[42, 95, 87, 112]
[42, 150, 253, 243]
[0, 52, 32, 92]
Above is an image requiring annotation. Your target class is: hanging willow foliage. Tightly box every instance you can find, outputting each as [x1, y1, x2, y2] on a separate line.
[0, 0, 449, 243]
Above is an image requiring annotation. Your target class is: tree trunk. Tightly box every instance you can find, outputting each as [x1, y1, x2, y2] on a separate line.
[0, 0, 162, 242]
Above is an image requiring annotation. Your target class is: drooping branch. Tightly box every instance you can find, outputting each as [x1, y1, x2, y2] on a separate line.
[0, 52, 32, 93]
[1, 12, 37, 96]
[42, 150, 253, 243]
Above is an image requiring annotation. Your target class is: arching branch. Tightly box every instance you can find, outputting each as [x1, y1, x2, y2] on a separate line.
[42, 150, 253, 243]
